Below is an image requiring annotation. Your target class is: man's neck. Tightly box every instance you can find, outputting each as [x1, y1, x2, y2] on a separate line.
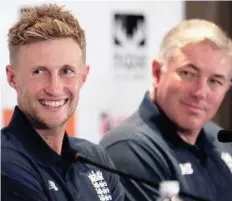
[148, 90, 201, 145]
[177, 129, 201, 145]
[35, 127, 66, 154]
[149, 88, 156, 102]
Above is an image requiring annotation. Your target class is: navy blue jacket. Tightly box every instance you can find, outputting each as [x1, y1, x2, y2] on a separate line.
[1, 106, 124, 201]
[100, 92, 232, 201]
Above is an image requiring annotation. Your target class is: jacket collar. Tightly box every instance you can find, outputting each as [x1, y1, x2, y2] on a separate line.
[7, 106, 75, 166]
[138, 91, 216, 152]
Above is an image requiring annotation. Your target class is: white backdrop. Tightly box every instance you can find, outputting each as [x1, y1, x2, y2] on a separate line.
[0, 1, 184, 143]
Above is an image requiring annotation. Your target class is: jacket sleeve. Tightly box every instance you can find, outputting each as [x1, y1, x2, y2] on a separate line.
[1, 148, 48, 201]
[74, 139, 125, 201]
[98, 146, 125, 201]
[101, 139, 174, 201]
[1, 173, 48, 201]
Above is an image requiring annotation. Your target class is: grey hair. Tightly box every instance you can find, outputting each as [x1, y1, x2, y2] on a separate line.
[157, 19, 232, 67]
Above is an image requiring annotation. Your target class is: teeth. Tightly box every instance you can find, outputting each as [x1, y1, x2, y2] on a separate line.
[40, 100, 66, 108]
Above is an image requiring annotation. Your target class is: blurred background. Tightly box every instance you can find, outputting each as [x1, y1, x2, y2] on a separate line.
[0, 1, 231, 143]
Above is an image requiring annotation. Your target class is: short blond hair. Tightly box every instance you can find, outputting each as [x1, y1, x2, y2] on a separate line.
[158, 19, 232, 66]
[8, 4, 86, 64]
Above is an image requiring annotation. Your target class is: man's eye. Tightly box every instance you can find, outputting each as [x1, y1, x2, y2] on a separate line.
[209, 78, 222, 86]
[33, 69, 44, 75]
[180, 71, 195, 77]
[63, 68, 73, 74]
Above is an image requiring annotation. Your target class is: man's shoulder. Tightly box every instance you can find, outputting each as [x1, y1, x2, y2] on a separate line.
[1, 127, 43, 193]
[69, 137, 103, 152]
[204, 121, 221, 133]
[100, 112, 140, 143]
[1, 126, 22, 150]
[1, 126, 34, 167]
[204, 121, 232, 152]
[100, 111, 163, 149]
[203, 121, 222, 142]
[69, 137, 113, 165]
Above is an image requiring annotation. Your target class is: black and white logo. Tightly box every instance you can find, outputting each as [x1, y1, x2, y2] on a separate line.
[88, 170, 112, 201]
[114, 14, 146, 47]
[112, 13, 148, 80]
[48, 180, 59, 191]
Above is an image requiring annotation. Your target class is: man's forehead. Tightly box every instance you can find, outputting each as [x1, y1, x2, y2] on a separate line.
[180, 41, 230, 61]
[168, 44, 231, 73]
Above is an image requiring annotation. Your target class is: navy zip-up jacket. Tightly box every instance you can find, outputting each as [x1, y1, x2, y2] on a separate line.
[100, 92, 232, 201]
[1, 106, 124, 201]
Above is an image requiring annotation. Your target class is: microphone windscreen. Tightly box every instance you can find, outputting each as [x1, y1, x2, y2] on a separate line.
[217, 130, 232, 142]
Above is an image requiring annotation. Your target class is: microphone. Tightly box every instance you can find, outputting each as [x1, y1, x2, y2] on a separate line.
[217, 130, 232, 142]
[74, 153, 213, 201]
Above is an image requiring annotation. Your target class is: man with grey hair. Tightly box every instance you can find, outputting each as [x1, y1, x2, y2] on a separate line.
[100, 19, 232, 201]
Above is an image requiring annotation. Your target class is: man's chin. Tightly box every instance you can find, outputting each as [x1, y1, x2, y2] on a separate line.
[180, 121, 204, 132]
[32, 117, 69, 130]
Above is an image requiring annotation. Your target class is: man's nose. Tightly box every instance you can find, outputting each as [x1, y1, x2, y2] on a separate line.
[44, 74, 63, 96]
[191, 79, 208, 100]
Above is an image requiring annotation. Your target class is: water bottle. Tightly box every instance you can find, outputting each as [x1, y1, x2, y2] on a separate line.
[157, 180, 183, 201]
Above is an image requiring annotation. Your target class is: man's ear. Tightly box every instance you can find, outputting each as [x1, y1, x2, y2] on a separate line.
[80, 64, 90, 87]
[151, 59, 162, 87]
[6, 65, 17, 90]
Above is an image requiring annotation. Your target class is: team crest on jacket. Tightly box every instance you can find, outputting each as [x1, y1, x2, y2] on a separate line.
[179, 162, 194, 175]
[88, 170, 112, 201]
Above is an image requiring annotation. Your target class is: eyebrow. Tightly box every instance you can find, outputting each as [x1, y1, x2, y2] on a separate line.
[32, 66, 47, 71]
[185, 64, 199, 72]
[62, 64, 75, 69]
[185, 64, 226, 80]
[32, 64, 75, 70]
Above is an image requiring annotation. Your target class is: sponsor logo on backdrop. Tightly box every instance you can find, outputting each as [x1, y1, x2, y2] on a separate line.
[112, 13, 147, 80]
[99, 112, 127, 135]
[2, 109, 77, 137]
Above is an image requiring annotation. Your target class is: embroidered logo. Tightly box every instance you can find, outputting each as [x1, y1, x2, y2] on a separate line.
[221, 152, 232, 174]
[179, 162, 194, 175]
[48, 180, 58, 191]
[88, 170, 112, 201]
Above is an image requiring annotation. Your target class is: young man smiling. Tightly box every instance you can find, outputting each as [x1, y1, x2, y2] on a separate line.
[1, 4, 124, 201]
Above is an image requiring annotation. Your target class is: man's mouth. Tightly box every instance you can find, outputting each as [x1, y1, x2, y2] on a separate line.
[182, 101, 205, 111]
[39, 99, 68, 108]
